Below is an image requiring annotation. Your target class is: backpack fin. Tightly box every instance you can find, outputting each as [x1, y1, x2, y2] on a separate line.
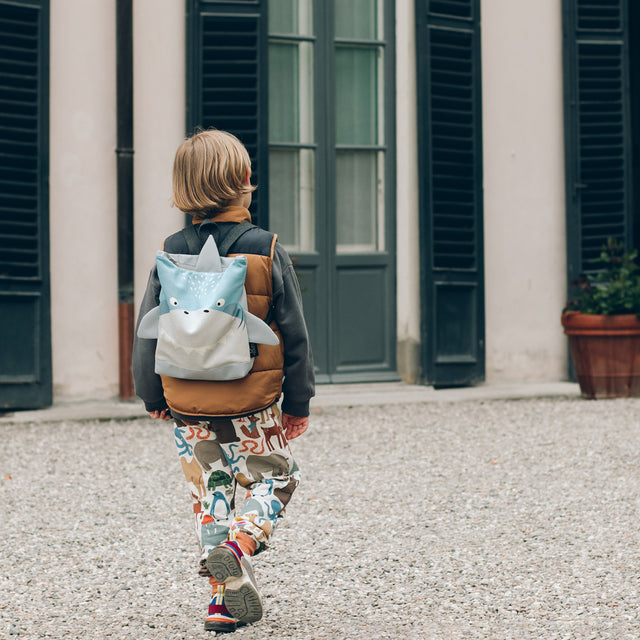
[244, 311, 279, 346]
[137, 306, 160, 339]
[194, 236, 223, 273]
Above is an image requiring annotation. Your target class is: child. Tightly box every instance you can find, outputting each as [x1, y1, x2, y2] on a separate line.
[132, 129, 315, 633]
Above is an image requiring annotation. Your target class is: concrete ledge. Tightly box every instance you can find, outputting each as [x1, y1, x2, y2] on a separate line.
[310, 381, 581, 409]
[0, 381, 581, 425]
[0, 398, 146, 425]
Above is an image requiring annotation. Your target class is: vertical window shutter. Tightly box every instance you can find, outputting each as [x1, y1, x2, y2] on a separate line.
[0, 0, 51, 409]
[0, 2, 42, 278]
[187, 0, 267, 226]
[429, 27, 477, 270]
[417, 0, 484, 386]
[563, 0, 631, 277]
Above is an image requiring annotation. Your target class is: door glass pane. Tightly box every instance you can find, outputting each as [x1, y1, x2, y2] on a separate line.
[269, 149, 315, 252]
[268, 0, 315, 252]
[298, 41, 314, 142]
[335, 0, 378, 40]
[269, 0, 313, 36]
[335, 46, 378, 145]
[269, 41, 313, 144]
[336, 151, 384, 253]
[269, 43, 298, 143]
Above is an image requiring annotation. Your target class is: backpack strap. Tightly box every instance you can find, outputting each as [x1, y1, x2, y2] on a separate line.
[217, 220, 255, 256]
[182, 224, 202, 254]
[181, 220, 255, 256]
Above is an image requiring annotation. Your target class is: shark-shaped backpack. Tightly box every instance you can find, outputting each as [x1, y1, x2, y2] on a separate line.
[137, 224, 279, 381]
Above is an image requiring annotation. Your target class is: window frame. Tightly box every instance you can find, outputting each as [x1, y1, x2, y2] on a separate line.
[267, 13, 317, 253]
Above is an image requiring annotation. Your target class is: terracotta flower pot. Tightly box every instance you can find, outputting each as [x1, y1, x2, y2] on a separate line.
[561, 311, 640, 398]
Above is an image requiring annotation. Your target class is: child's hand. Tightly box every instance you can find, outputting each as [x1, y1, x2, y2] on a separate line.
[149, 409, 172, 421]
[282, 414, 308, 440]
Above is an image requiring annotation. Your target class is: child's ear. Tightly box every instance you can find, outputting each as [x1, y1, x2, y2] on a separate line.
[245, 169, 251, 185]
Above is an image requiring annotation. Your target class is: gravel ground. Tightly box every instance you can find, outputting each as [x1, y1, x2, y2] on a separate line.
[1, 396, 640, 639]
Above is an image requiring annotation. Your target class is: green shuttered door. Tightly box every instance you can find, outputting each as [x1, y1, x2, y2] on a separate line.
[0, 0, 51, 409]
[416, 0, 485, 386]
[189, 0, 398, 383]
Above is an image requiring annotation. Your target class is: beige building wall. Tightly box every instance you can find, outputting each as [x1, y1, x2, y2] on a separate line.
[49, 1, 185, 400]
[482, 0, 568, 382]
[50, 0, 119, 399]
[133, 0, 186, 311]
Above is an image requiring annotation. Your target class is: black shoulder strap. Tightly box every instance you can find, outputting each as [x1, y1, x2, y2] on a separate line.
[182, 224, 202, 254]
[181, 220, 254, 256]
[218, 220, 255, 256]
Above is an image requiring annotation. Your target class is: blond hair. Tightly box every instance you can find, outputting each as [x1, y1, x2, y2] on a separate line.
[172, 129, 256, 219]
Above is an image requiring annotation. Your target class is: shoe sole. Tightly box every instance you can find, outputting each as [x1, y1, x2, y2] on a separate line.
[204, 619, 247, 633]
[204, 619, 237, 633]
[205, 547, 263, 624]
[224, 579, 263, 624]
[205, 546, 243, 583]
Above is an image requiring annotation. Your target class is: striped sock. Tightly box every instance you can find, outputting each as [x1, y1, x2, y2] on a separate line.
[220, 539, 244, 562]
[205, 581, 237, 632]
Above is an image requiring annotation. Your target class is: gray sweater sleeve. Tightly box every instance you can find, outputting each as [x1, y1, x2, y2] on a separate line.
[271, 243, 316, 417]
[132, 266, 168, 412]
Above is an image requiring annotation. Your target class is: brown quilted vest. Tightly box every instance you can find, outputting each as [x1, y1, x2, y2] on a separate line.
[160, 232, 285, 419]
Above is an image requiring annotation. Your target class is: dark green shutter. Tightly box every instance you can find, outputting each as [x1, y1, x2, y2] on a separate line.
[563, 0, 632, 278]
[416, 0, 484, 387]
[0, 0, 50, 409]
[187, 0, 268, 227]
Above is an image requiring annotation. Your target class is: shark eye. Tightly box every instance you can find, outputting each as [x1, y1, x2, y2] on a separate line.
[169, 297, 179, 307]
[216, 298, 225, 308]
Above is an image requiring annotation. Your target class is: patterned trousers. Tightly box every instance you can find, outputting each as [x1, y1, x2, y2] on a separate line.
[173, 403, 300, 563]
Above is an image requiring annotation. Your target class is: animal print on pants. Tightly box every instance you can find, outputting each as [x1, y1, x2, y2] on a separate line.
[173, 403, 300, 561]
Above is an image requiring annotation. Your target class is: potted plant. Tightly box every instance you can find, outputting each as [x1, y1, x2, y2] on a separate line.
[561, 238, 640, 398]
